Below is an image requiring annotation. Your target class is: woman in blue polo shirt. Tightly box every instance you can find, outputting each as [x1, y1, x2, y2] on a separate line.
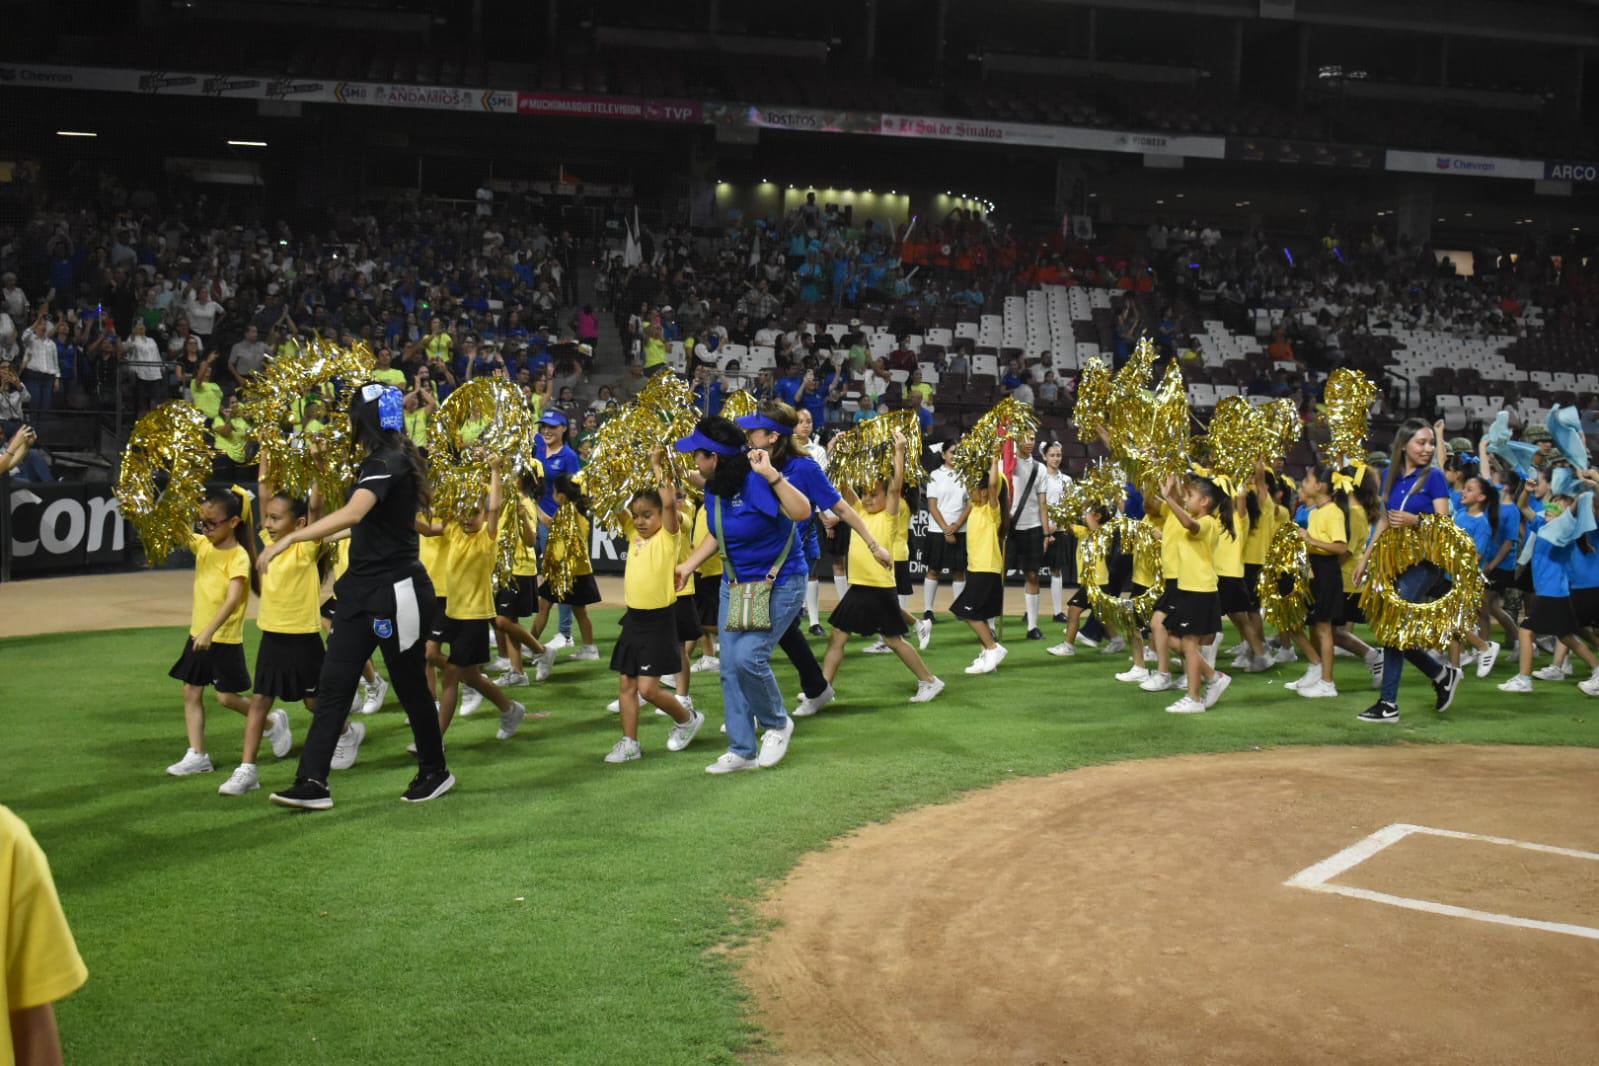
[534, 410, 584, 655]
[1350, 419, 1462, 724]
[675, 417, 815, 774]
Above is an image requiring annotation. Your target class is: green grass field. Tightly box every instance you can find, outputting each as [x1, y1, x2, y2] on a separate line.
[4, 612, 1597, 1064]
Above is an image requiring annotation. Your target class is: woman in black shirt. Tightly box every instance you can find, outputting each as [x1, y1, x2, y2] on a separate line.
[256, 383, 451, 809]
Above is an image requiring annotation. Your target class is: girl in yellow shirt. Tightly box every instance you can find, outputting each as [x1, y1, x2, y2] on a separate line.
[1136, 493, 1186, 694]
[604, 448, 706, 763]
[1285, 465, 1350, 699]
[688, 495, 724, 671]
[1227, 468, 1273, 672]
[823, 430, 944, 703]
[528, 475, 601, 663]
[490, 469, 549, 688]
[1156, 475, 1232, 714]
[1049, 506, 1113, 657]
[950, 453, 1009, 675]
[166, 488, 257, 779]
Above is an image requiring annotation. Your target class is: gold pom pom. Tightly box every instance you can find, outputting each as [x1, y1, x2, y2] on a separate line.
[1047, 458, 1126, 534]
[429, 378, 540, 589]
[828, 410, 925, 493]
[583, 372, 701, 533]
[1074, 357, 1113, 443]
[1257, 523, 1312, 632]
[1360, 516, 1486, 649]
[720, 390, 758, 422]
[947, 398, 1040, 491]
[1079, 515, 1162, 633]
[1200, 396, 1302, 487]
[115, 401, 214, 564]
[1321, 368, 1378, 466]
[540, 500, 586, 601]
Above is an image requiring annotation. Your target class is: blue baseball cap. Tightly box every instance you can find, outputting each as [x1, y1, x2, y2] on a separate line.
[734, 414, 792, 435]
[538, 410, 568, 427]
[675, 430, 743, 457]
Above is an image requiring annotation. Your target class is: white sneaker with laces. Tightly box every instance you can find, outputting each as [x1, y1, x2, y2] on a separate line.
[1203, 672, 1233, 708]
[1296, 679, 1338, 699]
[988, 644, 1008, 668]
[690, 655, 720, 673]
[756, 718, 794, 768]
[1285, 666, 1321, 692]
[793, 684, 836, 717]
[545, 633, 571, 652]
[667, 711, 706, 751]
[1532, 664, 1568, 682]
[266, 708, 293, 759]
[1475, 641, 1501, 679]
[1579, 675, 1599, 697]
[360, 675, 389, 715]
[607, 699, 621, 714]
[916, 618, 933, 650]
[1047, 640, 1076, 657]
[1459, 649, 1477, 667]
[1115, 665, 1151, 683]
[1498, 674, 1534, 693]
[910, 676, 946, 703]
[331, 721, 366, 770]
[1144, 648, 1158, 664]
[459, 688, 485, 717]
[349, 682, 369, 714]
[1273, 646, 1299, 664]
[660, 674, 678, 688]
[1242, 652, 1272, 674]
[1139, 671, 1174, 692]
[705, 751, 759, 774]
[497, 701, 527, 740]
[1364, 648, 1385, 689]
[489, 656, 513, 674]
[604, 737, 642, 763]
[217, 764, 259, 796]
[863, 639, 894, 654]
[1165, 696, 1207, 714]
[495, 671, 530, 688]
[167, 748, 213, 776]
[1076, 634, 1099, 649]
[534, 648, 556, 682]
[1102, 636, 1127, 654]
[571, 644, 600, 662]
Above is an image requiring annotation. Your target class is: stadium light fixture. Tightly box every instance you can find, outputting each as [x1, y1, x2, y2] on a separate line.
[1156, 199, 1165, 205]
[227, 140, 268, 147]
[56, 130, 97, 137]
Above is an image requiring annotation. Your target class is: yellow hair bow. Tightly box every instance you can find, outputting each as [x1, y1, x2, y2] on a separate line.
[1331, 471, 1357, 496]
[229, 484, 255, 528]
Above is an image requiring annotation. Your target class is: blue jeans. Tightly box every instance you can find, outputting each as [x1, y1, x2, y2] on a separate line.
[719, 573, 806, 759]
[535, 521, 573, 640]
[21, 370, 54, 415]
[1379, 563, 1447, 706]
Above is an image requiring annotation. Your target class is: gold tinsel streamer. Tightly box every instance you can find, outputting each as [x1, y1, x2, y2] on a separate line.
[238, 336, 375, 509]
[1321, 368, 1378, 466]
[428, 378, 539, 589]
[115, 400, 214, 564]
[827, 410, 925, 492]
[540, 500, 586, 600]
[1047, 458, 1127, 533]
[1074, 357, 1113, 443]
[1359, 516, 1486, 650]
[720, 390, 758, 422]
[1134, 360, 1191, 489]
[1257, 523, 1312, 632]
[583, 373, 701, 533]
[1079, 515, 1162, 634]
[1200, 396, 1302, 487]
[947, 398, 1041, 491]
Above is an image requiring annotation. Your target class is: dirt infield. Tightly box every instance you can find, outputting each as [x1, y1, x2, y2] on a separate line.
[742, 745, 1599, 1065]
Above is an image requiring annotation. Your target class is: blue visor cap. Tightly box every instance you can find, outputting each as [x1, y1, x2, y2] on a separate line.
[675, 430, 744, 457]
[734, 414, 793, 435]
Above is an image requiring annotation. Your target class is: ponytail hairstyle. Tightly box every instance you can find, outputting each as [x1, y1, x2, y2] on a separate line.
[1463, 475, 1499, 533]
[1311, 463, 1352, 542]
[757, 400, 800, 468]
[350, 382, 431, 512]
[696, 416, 754, 499]
[553, 475, 589, 516]
[1241, 482, 1261, 526]
[207, 486, 261, 595]
[1346, 463, 1381, 524]
[1193, 476, 1236, 538]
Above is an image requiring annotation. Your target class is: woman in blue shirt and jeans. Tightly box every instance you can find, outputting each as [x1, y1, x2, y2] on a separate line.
[675, 417, 815, 773]
[1350, 419, 1465, 724]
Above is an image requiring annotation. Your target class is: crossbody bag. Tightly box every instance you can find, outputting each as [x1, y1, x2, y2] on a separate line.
[711, 494, 796, 632]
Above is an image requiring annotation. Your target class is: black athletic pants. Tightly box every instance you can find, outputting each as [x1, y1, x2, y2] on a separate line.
[777, 618, 828, 700]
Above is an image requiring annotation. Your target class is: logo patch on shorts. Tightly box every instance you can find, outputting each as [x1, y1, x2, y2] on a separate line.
[372, 618, 395, 639]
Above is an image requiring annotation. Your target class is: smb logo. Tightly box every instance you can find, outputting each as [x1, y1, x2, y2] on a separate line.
[335, 82, 370, 104]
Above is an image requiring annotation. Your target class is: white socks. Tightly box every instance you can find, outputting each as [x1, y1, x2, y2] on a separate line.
[898, 593, 913, 615]
[1050, 574, 1064, 615]
[833, 575, 848, 602]
[923, 577, 938, 614]
[806, 580, 821, 625]
[1025, 593, 1040, 630]
[952, 579, 966, 603]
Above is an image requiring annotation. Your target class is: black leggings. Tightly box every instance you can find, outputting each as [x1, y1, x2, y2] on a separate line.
[298, 611, 445, 783]
[777, 618, 828, 700]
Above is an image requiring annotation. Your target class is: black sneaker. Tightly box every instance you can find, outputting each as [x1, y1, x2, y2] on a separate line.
[922, 610, 935, 621]
[1026, 627, 1045, 641]
[270, 778, 333, 810]
[807, 623, 825, 637]
[402, 770, 457, 804]
[1052, 612, 1070, 624]
[1356, 701, 1399, 724]
[1433, 666, 1463, 713]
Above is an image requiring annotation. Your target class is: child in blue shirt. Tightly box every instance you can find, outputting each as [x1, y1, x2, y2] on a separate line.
[1498, 468, 1599, 694]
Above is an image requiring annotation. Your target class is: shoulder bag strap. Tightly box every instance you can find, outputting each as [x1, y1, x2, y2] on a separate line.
[765, 520, 797, 581]
[710, 495, 736, 579]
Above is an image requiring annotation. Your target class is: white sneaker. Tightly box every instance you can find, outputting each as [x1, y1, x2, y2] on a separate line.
[1333, 646, 1354, 658]
[1273, 646, 1299, 664]
[916, 618, 933, 650]
[988, 644, 1008, 668]
[1166, 696, 1207, 714]
[863, 638, 894, 654]
[1203, 672, 1233, 708]
[1242, 652, 1272, 674]
[1225, 640, 1248, 657]
[1285, 666, 1321, 692]
[1102, 636, 1127, 654]
[349, 682, 369, 714]
[660, 674, 678, 688]
[534, 648, 556, 682]
[266, 708, 293, 759]
[545, 633, 571, 652]
[217, 763, 259, 796]
[459, 687, 485, 717]
[521, 643, 539, 660]
[1476, 641, 1501, 679]
[667, 710, 706, 751]
[1115, 665, 1151, 683]
[571, 644, 600, 662]
[667, 694, 696, 717]
[604, 737, 642, 763]
[1076, 634, 1100, 648]
[167, 748, 213, 776]
[1459, 649, 1477, 667]
[331, 721, 366, 770]
[360, 675, 389, 715]
[1498, 674, 1534, 693]
[756, 718, 794, 768]
[705, 751, 759, 774]
[495, 671, 529, 688]
[910, 676, 946, 703]
[1139, 671, 1174, 692]
[1364, 648, 1385, 689]
[1047, 640, 1076, 657]
[690, 655, 720, 673]
[606, 699, 621, 714]
[1296, 679, 1338, 699]
[1144, 647, 1159, 664]
[489, 656, 513, 674]
[1579, 675, 1599, 697]
[497, 701, 527, 740]
[1532, 664, 1568, 682]
[793, 684, 836, 717]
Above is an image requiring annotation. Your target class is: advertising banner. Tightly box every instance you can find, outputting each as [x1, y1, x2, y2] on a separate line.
[703, 102, 882, 135]
[1385, 149, 1546, 181]
[5, 482, 131, 576]
[1227, 138, 1378, 169]
[518, 92, 700, 123]
[877, 113, 1227, 159]
[1544, 160, 1599, 184]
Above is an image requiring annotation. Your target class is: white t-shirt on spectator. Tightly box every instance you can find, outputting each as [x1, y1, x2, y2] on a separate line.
[125, 335, 165, 381]
[186, 295, 222, 335]
[926, 466, 970, 532]
[0, 385, 25, 421]
[22, 331, 59, 377]
[1, 285, 27, 320]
